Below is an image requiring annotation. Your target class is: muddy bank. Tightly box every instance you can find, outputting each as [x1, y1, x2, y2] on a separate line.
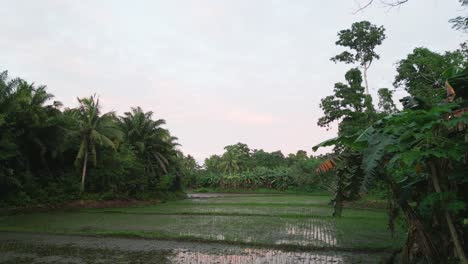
[1, 192, 261, 214]
[0, 199, 161, 217]
[0, 232, 393, 263]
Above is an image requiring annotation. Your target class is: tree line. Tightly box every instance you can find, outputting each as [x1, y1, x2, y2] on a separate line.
[0, 73, 187, 206]
[184, 143, 330, 191]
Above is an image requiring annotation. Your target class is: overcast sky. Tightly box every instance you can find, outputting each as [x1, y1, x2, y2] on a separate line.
[1, 0, 466, 162]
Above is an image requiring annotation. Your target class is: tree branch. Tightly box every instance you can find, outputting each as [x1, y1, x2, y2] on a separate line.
[354, 0, 375, 14]
[354, 0, 409, 13]
[383, 0, 409, 7]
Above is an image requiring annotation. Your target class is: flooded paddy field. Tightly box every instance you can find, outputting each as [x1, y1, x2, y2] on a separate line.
[0, 194, 404, 263]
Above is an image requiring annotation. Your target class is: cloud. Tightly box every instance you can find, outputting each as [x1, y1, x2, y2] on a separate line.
[226, 109, 274, 126]
[2, 0, 464, 162]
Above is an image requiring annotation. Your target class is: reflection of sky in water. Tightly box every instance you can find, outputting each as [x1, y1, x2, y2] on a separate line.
[176, 216, 337, 247]
[178, 215, 228, 241]
[276, 220, 337, 246]
[180, 232, 225, 241]
[171, 248, 347, 264]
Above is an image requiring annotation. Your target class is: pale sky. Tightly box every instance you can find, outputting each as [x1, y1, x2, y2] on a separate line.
[1, 0, 466, 162]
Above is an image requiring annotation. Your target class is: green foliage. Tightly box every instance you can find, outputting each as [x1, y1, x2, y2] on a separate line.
[394, 47, 467, 104]
[419, 192, 466, 218]
[317, 68, 377, 137]
[219, 143, 252, 173]
[315, 67, 383, 217]
[194, 167, 294, 191]
[355, 122, 397, 192]
[318, 18, 468, 260]
[0, 70, 185, 206]
[354, 99, 468, 262]
[357, 103, 468, 192]
[377, 88, 397, 114]
[251, 149, 287, 168]
[73, 95, 123, 192]
[190, 143, 326, 192]
[315, 72, 371, 218]
[331, 21, 386, 93]
[180, 154, 200, 188]
[119, 106, 179, 183]
[331, 21, 386, 67]
[204, 155, 222, 173]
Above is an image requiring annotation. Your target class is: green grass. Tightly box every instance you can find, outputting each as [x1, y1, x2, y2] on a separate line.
[92, 201, 387, 219]
[187, 194, 333, 205]
[0, 194, 404, 251]
[190, 187, 330, 196]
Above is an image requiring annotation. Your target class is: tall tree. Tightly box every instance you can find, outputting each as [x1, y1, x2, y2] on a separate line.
[331, 21, 386, 94]
[317, 68, 377, 217]
[73, 95, 121, 192]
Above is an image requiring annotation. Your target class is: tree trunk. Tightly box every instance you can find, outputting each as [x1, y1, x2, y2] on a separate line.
[363, 65, 369, 94]
[445, 213, 467, 264]
[388, 177, 441, 263]
[429, 162, 468, 264]
[333, 171, 345, 218]
[80, 151, 88, 192]
[399, 199, 440, 263]
[333, 178, 344, 217]
[333, 199, 343, 217]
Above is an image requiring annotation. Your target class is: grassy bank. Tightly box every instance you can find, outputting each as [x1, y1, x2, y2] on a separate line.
[190, 187, 330, 196]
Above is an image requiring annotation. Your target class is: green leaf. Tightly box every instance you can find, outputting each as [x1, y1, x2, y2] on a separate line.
[312, 137, 340, 151]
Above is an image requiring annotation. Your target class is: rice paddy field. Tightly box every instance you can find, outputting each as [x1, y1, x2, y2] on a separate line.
[0, 193, 405, 263]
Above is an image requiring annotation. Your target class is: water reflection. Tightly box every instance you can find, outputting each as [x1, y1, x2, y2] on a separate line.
[276, 219, 337, 246]
[171, 248, 364, 264]
[180, 232, 226, 241]
[175, 217, 337, 247]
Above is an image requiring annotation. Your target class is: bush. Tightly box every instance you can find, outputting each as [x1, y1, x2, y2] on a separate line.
[190, 166, 324, 191]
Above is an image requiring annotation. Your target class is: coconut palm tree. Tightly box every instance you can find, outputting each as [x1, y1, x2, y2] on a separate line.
[219, 151, 242, 174]
[119, 107, 178, 180]
[73, 95, 122, 192]
[0, 74, 55, 188]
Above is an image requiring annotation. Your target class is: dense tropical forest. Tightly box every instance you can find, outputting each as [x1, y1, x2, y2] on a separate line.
[0, 72, 327, 202]
[1, 1, 467, 263]
[0, 75, 187, 206]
